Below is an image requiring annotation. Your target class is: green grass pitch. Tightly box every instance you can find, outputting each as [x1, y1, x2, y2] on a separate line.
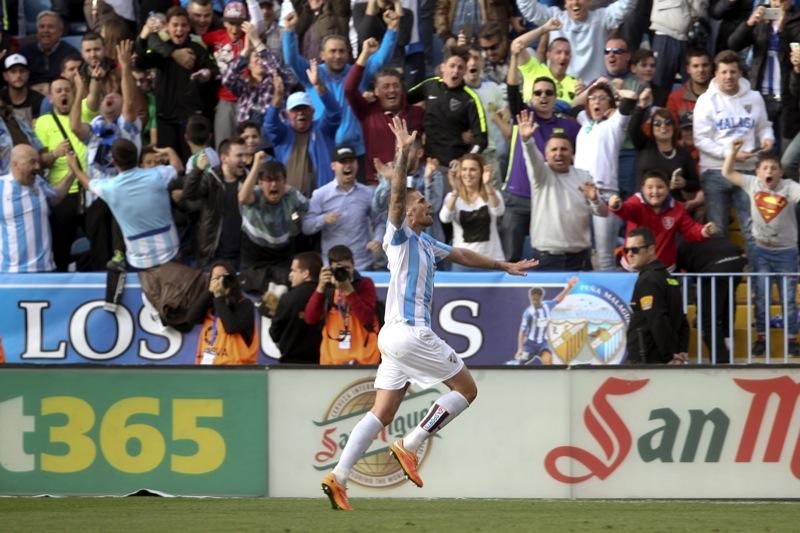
[2, 497, 798, 532]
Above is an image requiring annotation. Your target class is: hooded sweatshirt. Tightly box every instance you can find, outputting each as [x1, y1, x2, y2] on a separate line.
[693, 77, 774, 173]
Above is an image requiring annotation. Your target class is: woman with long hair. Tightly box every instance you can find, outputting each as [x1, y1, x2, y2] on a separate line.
[439, 154, 505, 271]
[188, 260, 258, 365]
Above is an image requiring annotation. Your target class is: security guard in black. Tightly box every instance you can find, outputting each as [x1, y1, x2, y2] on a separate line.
[624, 228, 689, 364]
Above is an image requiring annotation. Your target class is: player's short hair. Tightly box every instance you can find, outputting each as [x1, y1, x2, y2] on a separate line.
[443, 45, 469, 64]
[686, 48, 711, 66]
[60, 54, 82, 72]
[375, 68, 403, 85]
[641, 169, 669, 187]
[258, 160, 286, 181]
[547, 37, 570, 52]
[529, 287, 544, 297]
[293, 252, 323, 281]
[532, 76, 556, 92]
[545, 132, 574, 151]
[81, 31, 104, 44]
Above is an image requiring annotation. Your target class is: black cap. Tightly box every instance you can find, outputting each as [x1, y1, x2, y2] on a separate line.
[332, 145, 357, 162]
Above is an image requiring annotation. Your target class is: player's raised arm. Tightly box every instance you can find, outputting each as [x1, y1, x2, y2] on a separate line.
[387, 116, 417, 227]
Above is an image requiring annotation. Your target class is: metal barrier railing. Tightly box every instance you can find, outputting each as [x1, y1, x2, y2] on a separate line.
[674, 272, 799, 365]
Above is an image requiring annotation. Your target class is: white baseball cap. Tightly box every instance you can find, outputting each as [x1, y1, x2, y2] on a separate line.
[4, 54, 28, 70]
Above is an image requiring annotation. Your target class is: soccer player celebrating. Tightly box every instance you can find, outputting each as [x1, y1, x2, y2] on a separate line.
[321, 117, 539, 511]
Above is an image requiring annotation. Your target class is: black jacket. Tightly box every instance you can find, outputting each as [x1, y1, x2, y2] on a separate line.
[627, 259, 689, 364]
[407, 77, 488, 165]
[268, 281, 322, 364]
[182, 165, 235, 268]
[728, 9, 800, 137]
[135, 34, 217, 123]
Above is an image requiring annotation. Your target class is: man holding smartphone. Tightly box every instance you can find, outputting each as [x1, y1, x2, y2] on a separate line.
[728, 0, 800, 139]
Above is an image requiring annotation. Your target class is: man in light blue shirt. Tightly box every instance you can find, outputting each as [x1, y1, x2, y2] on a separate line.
[302, 145, 383, 270]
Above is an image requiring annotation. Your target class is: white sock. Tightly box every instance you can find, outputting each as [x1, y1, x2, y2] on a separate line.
[331, 411, 384, 484]
[403, 391, 469, 452]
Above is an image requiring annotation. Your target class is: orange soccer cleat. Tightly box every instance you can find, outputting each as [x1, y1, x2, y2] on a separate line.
[321, 473, 353, 511]
[389, 439, 424, 488]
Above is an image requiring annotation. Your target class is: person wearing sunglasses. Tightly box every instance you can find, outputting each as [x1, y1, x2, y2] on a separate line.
[504, 42, 580, 262]
[628, 89, 702, 214]
[624, 226, 690, 365]
[516, 0, 637, 82]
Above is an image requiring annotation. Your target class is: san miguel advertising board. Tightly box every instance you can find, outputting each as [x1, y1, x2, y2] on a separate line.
[268, 368, 800, 499]
[0, 272, 636, 366]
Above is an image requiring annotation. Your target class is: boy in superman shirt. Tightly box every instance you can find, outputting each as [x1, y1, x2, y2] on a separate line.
[608, 170, 717, 272]
[723, 139, 800, 357]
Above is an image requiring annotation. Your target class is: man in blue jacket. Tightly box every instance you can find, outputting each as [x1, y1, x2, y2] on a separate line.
[263, 61, 341, 197]
[281, 10, 399, 182]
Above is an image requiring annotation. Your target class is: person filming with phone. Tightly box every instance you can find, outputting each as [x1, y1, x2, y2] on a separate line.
[728, 0, 800, 135]
[304, 245, 381, 365]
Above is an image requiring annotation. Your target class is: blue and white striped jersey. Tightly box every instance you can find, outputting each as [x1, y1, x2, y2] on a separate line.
[0, 174, 58, 272]
[89, 165, 178, 269]
[520, 301, 557, 344]
[383, 220, 452, 328]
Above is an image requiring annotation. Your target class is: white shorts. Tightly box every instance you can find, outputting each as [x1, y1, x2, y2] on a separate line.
[375, 322, 464, 390]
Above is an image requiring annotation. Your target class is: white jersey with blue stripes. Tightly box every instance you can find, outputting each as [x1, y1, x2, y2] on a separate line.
[0, 174, 58, 272]
[520, 301, 556, 344]
[383, 220, 452, 328]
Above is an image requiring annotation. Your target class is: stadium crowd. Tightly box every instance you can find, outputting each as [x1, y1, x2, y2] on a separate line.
[1, 0, 800, 361]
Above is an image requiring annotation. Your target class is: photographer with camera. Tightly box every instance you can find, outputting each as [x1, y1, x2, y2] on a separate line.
[189, 260, 259, 365]
[303, 245, 380, 365]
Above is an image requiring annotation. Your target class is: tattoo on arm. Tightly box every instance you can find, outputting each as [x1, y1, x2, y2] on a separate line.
[388, 144, 411, 226]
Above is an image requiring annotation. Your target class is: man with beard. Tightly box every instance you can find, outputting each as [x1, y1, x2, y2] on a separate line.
[70, 40, 142, 271]
[182, 137, 249, 269]
[504, 43, 580, 262]
[1, 55, 45, 124]
[78, 32, 119, 99]
[34, 77, 87, 272]
[517, 109, 607, 271]
[238, 154, 308, 292]
[302, 146, 382, 271]
[666, 49, 712, 123]
[477, 21, 510, 85]
[344, 37, 424, 185]
[407, 45, 487, 167]
[187, 0, 223, 37]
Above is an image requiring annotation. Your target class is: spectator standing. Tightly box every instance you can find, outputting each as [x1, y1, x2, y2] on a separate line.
[268, 251, 324, 364]
[344, 38, 424, 185]
[722, 139, 800, 357]
[693, 50, 774, 261]
[186, 0, 223, 37]
[264, 61, 341, 197]
[353, 0, 413, 73]
[135, 6, 218, 160]
[407, 46, 487, 166]
[518, 110, 608, 271]
[434, 0, 511, 47]
[477, 21, 511, 85]
[182, 138, 249, 269]
[0, 145, 76, 273]
[666, 49, 712, 123]
[238, 155, 309, 292]
[302, 146, 383, 271]
[516, 0, 637, 83]
[440, 155, 505, 270]
[649, 0, 708, 88]
[1, 55, 45, 125]
[20, 11, 80, 92]
[283, 10, 399, 181]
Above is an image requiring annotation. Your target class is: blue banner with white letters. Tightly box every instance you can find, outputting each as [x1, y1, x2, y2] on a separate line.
[0, 272, 636, 365]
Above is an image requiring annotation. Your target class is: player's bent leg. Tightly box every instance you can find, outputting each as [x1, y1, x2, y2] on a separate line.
[322, 387, 406, 509]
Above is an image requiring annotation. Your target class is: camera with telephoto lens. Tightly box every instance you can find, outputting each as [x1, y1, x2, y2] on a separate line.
[331, 266, 350, 282]
[220, 273, 236, 290]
